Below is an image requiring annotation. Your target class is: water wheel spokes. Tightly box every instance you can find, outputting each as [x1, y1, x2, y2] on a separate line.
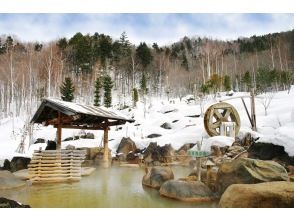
[204, 102, 241, 137]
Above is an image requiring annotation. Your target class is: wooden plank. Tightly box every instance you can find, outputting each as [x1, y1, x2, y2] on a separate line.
[28, 167, 81, 171]
[29, 170, 81, 174]
[30, 159, 82, 164]
[29, 173, 81, 178]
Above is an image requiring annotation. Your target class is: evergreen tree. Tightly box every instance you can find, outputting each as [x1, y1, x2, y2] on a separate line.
[132, 88, 139, 107]
[136, 42, 153, 69]
[223, 75, 231, 91]
[60, 77, 75, 102]
[94, 77, 102, 106]
[242, 71, 252, 91]
[140, 73, 147, 95]
[103, 74, 113, 108]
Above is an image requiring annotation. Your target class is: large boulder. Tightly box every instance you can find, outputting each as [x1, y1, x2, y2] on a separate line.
[248, 142, 294, 166]
[10, 157, 31, 172]
[216, 158, 289, 194]
[143, 143, 175, 165]
[116, 137, 137, 160]
[0, 197, 30, 208]
[0, 171, 26, 190]
[142, 166, 174, 189]
[159, 180, 215, 202]
[219, 181, 294, 208]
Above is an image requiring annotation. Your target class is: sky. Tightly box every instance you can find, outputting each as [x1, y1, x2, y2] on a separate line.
[1, 13, 294, 46]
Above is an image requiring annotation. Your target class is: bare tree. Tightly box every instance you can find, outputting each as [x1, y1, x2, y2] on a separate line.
[259, 92, 275, 116]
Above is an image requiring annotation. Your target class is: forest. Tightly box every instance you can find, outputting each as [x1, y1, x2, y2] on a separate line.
[0, 29, 294, 121]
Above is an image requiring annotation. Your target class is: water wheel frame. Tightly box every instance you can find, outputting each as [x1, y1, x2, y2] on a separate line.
[204, 102, 240, 137]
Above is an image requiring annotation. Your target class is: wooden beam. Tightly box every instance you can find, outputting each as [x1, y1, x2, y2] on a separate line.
[241, 97, 254, 128]
[56, 112, 62, 150]
[103, 125, 109, 163]
[46, 114, 80, 126]
[54, 124, 107, 130]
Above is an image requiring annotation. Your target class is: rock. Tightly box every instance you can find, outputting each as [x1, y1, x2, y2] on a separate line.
[10, 157, 31, 172]
[211, 145, 222, 157]
[160, 122, 172, 130]
[81, 167, 96, 176]
[177, 143, 195, 153]
[172, 120, 179, 123]
[147, 133, 162, 138]
[116, 137, 137, 160]
[126, 152, 140, 164]
[216, 158, 289, 194]
[143, 143, 175, 165]
[0, 171, 26, 190]
[80, 132, 95, 139]
[34, 138, 45, 144]
[248, 142, 294, 166]
[159, 180, 215, 202]
[219, 181, 294, 208]
[65, 145, 75, 150]
[63, 137, 74, 141]
[142, 166, 174, 189]
[241, 133, 254, 147]
[45, 140, 56, 150]
[0, 197, 30, 208]
[13, 169, 29, 180]
[231, 137, 242, 147]
[2, 159, 11, 171]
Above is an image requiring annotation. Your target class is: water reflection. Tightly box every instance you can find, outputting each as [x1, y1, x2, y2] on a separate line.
[0, 166, 217, 208]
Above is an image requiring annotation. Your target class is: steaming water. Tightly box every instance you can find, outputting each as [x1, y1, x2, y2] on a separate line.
[0, 166, 217, 208]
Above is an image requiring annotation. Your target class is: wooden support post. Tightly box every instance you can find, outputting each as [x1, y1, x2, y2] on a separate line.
[196, 141, 201, 182]
[250, 88, 257, 131]
[56, 112, 62, 150]
[103, 125, 109, 163]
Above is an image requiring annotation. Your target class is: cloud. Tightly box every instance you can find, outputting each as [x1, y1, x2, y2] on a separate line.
[0, 14, 294, 46]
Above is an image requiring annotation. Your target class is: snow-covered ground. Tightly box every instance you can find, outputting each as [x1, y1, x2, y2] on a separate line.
[1, 88, 294, 166]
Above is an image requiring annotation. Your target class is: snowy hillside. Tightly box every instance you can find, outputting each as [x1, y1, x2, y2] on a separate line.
[1, 88, 294, 166]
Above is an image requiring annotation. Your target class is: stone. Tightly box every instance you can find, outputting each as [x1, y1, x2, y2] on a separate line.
[211, 145, 222, 157]
[172, 120, 179, 123]
[81, 167, 96, 176]
[65, 145, 75, 150]
[45, 140, 56, 150]
[160, 122, 172, 129]
[219, 181, 294, 208]
[0, 197, 30, 208]
[80, 132, 95, 139]
[2, 159, 11, 171]
[143, 143, 175, 165]
[242, 132, 254, 147]
[177, 143, 195, 153]
[147, 133, 162, 138]
[116, 137, 137, 160]
[13, 169, 29, 180]
[34, 138, 45, 144]
[63, 137, 74, 141]
[248, 142, 294, 166]
[142, 166, 174, 189]
[0, 171, 26, 190]
[10, 157, 31, 172]
[216, 158, 289, 194]
[159, 180, 215, 202]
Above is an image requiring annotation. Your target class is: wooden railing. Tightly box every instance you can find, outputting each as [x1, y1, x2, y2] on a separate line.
[28, 149, 86, 183]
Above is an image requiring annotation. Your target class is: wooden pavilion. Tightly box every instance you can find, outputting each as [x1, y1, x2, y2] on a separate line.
[31, 98, 135, 163]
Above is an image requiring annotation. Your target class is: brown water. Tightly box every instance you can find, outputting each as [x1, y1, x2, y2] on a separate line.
[0, 166, 217, 208]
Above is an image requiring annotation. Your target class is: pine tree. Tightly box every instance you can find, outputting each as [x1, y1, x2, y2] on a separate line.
[60, 77, 75, 102]
[223, 75, 231, 91]
[94, 77, 102, 106]
[140, 73, 147, 95]
[132, 88, 139, 107]
[103, 74, 113, 108]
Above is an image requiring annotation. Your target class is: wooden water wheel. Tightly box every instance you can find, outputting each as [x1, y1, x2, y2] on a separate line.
[204, 102, 240, 137]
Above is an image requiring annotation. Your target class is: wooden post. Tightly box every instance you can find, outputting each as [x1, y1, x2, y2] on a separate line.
[250, 88, 257, 131]
[103, 125, 109, 164]
[56, 112, 62, 150]
[196, 141, 201, 182]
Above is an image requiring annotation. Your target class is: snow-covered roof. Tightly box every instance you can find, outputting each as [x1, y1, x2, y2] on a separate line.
[31, 98, 134, 127]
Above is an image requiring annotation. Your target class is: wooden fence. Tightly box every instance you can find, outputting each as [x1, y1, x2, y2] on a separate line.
[28, 149, 86, 183]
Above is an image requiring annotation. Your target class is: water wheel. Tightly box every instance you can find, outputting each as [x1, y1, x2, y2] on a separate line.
[204, 102, 240, 136]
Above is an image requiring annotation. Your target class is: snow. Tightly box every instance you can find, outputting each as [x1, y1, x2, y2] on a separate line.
[1, 88, 294, 166]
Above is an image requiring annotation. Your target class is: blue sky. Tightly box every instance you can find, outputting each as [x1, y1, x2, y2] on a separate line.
[1, 14, 294, 46]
